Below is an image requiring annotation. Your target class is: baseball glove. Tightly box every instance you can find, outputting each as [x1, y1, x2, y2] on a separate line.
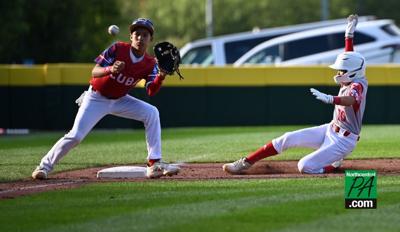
[153, 41, 184, 79]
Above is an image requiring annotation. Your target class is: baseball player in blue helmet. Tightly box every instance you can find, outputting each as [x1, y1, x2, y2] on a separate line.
[32, 18, 180, 179]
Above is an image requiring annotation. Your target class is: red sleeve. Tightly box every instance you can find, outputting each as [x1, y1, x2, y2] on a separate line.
[345, 37, 354, 52]
[146, 75, 164, 96]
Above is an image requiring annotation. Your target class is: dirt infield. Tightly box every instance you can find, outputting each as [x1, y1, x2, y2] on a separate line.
[1, 158, 399, 199]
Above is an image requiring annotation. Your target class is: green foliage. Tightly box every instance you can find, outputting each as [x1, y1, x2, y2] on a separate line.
[0, 0, 29, 63]
[0, 177, 399, 231]
[1, 0, 400, 63]
[0, 0, 120, 63]
[143, 0, 205, 47]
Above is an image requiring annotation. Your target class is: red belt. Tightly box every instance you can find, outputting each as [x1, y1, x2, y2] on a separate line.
[333, 124, 351, 136]
[332, 124, 360, 141]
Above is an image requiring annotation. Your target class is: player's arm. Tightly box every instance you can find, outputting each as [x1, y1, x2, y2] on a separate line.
[92, 43, 120, 77]
[92, 61, 125, 77]
[331, 83, 364, 106]
[146, 64, 167, 96]
[345, 14, 358, 52]
[345, 38, 354, 52]
[310, 88, 357, 106]
[92, 64, 111, 77]
[310, 83, 362, 106]
[331, 95, 356, 106]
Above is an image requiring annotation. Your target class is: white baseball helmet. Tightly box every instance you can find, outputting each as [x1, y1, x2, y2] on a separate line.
[329, 51, 366, 84]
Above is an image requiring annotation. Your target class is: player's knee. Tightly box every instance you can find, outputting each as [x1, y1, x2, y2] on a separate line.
[277, 132, 295, 151]
[297, 160, 306, 173]
[297, 158, 312, 173]
[148, 106, 159, 119]
[298, 160, 323, 174]
[142, 105, 160, 125]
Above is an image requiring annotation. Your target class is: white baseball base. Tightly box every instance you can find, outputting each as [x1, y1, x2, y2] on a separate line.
[97, 166, 147, 179]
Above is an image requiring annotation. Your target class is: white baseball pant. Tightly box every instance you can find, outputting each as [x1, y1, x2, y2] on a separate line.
[272, 123, 358, 174]
[39, 88, 161, 172]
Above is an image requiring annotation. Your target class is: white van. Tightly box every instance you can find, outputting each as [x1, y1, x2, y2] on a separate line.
[180, 16, 375, 66]
[234, 19, 400, 66]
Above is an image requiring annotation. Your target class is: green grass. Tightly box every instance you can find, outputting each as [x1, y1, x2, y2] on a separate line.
[0, 177, 399, 232]
[1, 125, 399, 231]
[0, 125, 400, 181]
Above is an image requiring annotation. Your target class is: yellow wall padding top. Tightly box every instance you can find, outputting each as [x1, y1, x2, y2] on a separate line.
[0, 64, 400, 86]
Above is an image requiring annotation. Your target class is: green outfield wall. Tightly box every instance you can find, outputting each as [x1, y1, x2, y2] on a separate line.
[1, 64, 400, 130]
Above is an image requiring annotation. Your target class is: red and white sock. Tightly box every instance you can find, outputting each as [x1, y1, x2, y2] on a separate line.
[245, 142, 278, 164]
[147, 159, 160, 167]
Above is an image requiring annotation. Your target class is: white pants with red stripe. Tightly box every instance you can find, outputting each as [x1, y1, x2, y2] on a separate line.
[272, 123, 358, 174]
[39, 88, 161, 172]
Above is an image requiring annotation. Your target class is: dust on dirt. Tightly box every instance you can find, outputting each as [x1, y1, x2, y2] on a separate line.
[1, 159, 399, 199]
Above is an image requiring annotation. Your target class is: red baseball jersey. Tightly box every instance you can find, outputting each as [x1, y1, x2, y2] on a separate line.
[90, 42, 158, 99]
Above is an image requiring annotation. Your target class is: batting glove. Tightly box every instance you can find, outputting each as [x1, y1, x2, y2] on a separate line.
[345, 14, 358, 38]
[310, 88, 333, 104]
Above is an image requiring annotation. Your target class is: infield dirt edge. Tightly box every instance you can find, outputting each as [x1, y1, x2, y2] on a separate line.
[1, 158, 399, 199]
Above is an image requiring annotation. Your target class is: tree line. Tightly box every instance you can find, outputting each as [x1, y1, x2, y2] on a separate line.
[1, 0, 399, 64]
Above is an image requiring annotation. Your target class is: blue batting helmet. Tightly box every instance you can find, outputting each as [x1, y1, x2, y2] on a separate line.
[129, 18, 154, 36]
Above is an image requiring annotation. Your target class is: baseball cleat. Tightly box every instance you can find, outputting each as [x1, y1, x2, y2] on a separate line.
[323, 159, 344, 173]
[223, 157, 252, 174]
[146, 161, 180, 178]
[331, 159, 343, 168]
[32, 166, 48, 180]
